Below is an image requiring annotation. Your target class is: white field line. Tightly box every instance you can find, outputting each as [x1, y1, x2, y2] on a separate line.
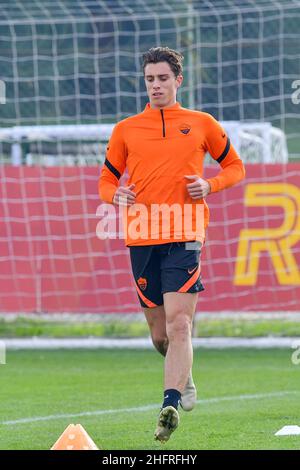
[2, 391, 299, 426]
[2, 337, 300, 349]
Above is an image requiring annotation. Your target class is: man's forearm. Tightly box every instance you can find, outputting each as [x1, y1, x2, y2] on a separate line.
[206, 158, 245, 193]
[98, 177, 117, 203]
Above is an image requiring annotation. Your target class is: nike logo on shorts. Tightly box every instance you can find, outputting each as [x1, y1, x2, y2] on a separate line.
[188, 266, 198, 275]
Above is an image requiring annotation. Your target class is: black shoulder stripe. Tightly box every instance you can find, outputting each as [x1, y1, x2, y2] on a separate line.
[104, 158, 121, 179]
[217, 137, 230, 163]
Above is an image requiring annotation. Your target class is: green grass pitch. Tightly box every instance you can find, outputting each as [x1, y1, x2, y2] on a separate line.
[0, 348, 299, 450]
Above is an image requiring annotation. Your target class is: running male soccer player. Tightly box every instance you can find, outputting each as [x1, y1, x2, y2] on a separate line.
[99, 47, 245, 442]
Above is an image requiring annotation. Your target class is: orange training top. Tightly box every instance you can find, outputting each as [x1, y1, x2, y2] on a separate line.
[99, 102, 245, 246]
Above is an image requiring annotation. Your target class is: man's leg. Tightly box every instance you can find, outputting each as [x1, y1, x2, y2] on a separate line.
[144, 305, 196, 413]
[163, 292, 198, 393]
[143, 306, 168, 356]
[154, 291, 198, 442]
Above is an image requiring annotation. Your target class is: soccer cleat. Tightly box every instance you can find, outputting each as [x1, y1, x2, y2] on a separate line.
[180, 372, 197, 411]
[154, 406, 179, 443]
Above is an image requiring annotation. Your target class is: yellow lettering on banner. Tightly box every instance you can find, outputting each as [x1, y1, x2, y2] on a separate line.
[234, 183, 300, 285]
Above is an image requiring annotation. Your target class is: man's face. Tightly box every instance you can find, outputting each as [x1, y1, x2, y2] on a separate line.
[144, 62, 183, 109]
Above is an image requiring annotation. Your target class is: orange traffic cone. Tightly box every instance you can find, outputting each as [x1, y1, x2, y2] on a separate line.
[51, 424, 99, 450]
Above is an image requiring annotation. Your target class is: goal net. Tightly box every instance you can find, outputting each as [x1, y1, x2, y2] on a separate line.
[0, 0, 299, 314]
[0, 0, 298, 158]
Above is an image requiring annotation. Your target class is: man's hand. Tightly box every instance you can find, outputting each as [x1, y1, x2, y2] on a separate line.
[185, 175, 211, 199]
[113, 183, 136, 206]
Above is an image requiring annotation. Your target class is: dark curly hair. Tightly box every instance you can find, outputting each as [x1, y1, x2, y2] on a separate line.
[142, 47, 184, 77]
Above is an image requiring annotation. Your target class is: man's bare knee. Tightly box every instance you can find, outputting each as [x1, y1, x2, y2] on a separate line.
[166, 314, 192, 343]
[143, 305, 168, 356]
[152, 334, 168, 356]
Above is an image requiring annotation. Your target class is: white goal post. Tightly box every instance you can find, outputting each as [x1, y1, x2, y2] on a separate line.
[0, 121, 288, 166]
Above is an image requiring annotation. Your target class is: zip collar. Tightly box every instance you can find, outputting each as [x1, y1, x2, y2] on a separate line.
[160, 109, 166, 137]
[143, 102, 181, 138]
[143, 102, 182, 114]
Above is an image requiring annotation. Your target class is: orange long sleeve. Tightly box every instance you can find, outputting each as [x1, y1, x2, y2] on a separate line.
[203, 113, 246, 192]
[98, 122, 127, 203]
[98, 102, 245, 246]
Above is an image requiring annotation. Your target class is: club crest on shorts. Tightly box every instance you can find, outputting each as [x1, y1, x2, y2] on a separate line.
[179, 123, 191, 135]
[137, 277, 147, 291]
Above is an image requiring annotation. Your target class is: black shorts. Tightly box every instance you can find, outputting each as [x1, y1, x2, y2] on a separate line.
[129, 241, 204, 308]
